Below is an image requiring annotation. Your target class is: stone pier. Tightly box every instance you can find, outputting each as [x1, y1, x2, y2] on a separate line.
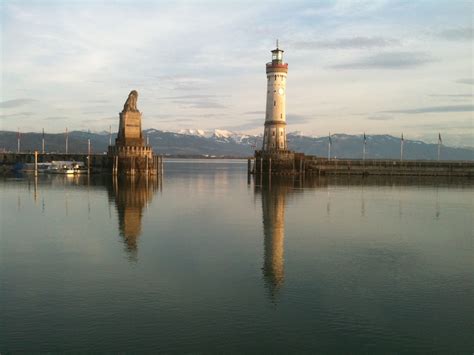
[250, 154, 474, 177]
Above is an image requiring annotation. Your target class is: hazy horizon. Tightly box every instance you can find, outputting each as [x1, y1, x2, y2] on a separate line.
[1, 0, 473, 146]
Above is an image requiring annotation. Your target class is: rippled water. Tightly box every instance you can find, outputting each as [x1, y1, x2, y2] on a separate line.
[1, 160, 473, 353]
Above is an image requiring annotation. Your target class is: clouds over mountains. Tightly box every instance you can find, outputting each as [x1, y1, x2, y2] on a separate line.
[1, 0, 472, 145]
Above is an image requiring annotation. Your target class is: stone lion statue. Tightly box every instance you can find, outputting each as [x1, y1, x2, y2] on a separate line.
[123, 90, 139, 112]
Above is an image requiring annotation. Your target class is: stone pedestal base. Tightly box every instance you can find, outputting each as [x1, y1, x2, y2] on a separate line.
[254, 150, 305, 175]
[108, 145, 160, 175]
[116, 111, 144, 146]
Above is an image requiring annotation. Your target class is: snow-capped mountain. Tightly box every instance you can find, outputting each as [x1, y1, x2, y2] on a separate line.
[0, 129, 472, 160]
[176, 128, 253, 143]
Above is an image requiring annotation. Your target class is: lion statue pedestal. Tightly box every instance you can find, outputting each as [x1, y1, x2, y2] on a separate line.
[108, 90, 159, 175]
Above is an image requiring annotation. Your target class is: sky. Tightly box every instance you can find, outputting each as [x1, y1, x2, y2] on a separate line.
[1, 0, 473, 146]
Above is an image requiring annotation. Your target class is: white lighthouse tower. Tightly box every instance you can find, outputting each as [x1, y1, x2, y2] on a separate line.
[263, 41, 288, 151]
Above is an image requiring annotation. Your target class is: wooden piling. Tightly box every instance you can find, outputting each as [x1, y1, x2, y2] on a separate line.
[87, 138, 91, 175]
[247, 158, 251, 175]
[34, 150, 38, 177]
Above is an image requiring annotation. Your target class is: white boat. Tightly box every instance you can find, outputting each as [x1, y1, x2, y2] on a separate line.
[47, 161, 87, 174]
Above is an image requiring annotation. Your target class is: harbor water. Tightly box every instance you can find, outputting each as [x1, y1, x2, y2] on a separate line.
[1, 160, 473, 353]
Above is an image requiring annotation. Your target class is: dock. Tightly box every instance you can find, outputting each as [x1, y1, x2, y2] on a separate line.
[249, 154, 474, 177]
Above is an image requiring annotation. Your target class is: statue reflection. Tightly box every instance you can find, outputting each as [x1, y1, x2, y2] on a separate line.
[108, 175, 159, 261]
[256, 175, 320, 302]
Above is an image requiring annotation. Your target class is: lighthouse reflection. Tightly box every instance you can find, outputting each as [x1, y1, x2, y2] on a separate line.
[255, 176, 320, 301]
[107, 175, 159, 261]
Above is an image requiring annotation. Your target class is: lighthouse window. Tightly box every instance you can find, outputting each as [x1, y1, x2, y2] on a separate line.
[274, 75, 277, 80]
[280, 113, 282, 118]
[273, 101, 276, 106]
[272, 131, 275, 136]
[280, 131, 283, 136]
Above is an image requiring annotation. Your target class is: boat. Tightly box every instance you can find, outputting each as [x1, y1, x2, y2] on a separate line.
[47, 161, 87, 174]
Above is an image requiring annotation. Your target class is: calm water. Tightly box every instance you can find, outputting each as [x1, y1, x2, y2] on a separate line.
[1, 160, 473, 353]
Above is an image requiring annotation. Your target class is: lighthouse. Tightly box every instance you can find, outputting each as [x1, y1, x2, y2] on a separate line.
[263, 41, 288, 151]
[253, 41, 298, 176]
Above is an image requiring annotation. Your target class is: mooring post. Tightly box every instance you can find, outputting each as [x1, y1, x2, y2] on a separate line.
[248, 158, 251, 175]
[160, 155, 164, 175]
[34, 150, 38, 177]
[87, 138, 91, 175]
[269, 158, 272, 175]
[145, 155, 149, 175]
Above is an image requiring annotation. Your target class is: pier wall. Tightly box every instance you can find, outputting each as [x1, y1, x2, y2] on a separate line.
[250, 153, 474, 177]
[305, 157, 474, 177]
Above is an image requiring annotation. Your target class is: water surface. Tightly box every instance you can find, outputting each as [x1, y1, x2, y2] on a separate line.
[1, 160, 473, 352]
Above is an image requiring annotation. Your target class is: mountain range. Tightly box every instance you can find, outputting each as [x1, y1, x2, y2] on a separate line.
[0, 129, 472, 161]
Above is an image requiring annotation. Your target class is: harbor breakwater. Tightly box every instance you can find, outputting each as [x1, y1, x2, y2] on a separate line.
[250, 155, 474, 177]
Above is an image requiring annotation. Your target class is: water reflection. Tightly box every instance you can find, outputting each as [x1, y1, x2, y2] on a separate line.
[255, 176, 320, 301]
[253, 174, 472, 302]
[107, 175, 160, 261]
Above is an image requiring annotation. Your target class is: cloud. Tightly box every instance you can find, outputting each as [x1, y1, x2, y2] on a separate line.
[287, 114, 310, 124]
[243, 111, 265, 115]
[172, 100, 226, 109]
[0, 112, 34, 119]
[456, 78, 474, 85]
[437, 27, 473, 41]
[155, 94, 227, 109]
[223, 118, 261, 131]
[82, 110, 107, 114]
[381, 105, 474, 114]
[429, 94, 472, 98]
[367, 115, 394, 121]
[331, 52, 433, 69]
[83, 116, 116, 123]
[408, 121, 473, 130]
[0, 99, 37, 108]
[88, 99, 110, 104]
[45, 116, 68, 120]
[158, 118, 196, 123]
[293, 36, 400, 50]
[156, 94, 221, 100]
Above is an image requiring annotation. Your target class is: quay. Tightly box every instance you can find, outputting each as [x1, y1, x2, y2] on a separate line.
[249, 155, 474, 177]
